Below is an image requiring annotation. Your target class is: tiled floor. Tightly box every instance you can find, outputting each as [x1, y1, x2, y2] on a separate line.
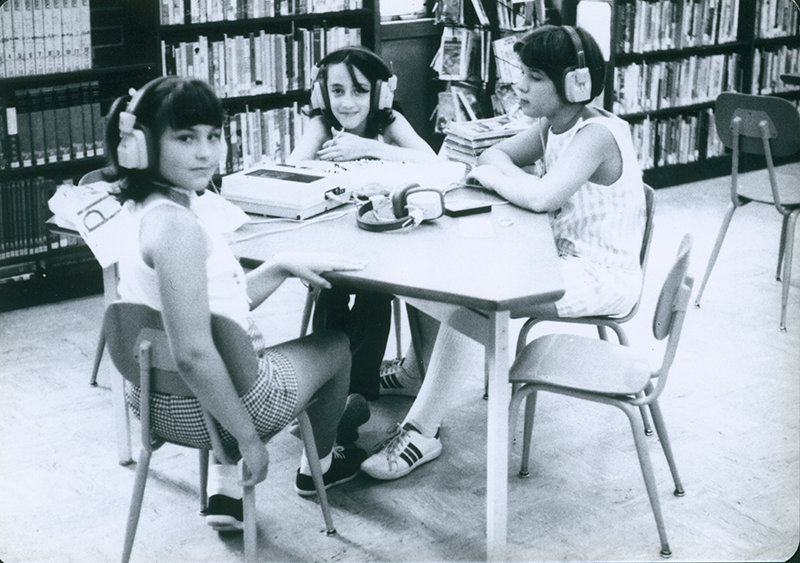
[1, 163, 798, 562]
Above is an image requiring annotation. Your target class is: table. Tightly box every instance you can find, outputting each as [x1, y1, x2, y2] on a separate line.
[233, 189, 565, 560]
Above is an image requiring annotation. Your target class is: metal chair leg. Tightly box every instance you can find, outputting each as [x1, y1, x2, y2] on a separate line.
[392, 297, 403, 360]
[89, 330, 105, 386]
[648, 397, 684, 496]
[779, 211, 798, 331]
[695, 202, 737, 307]
[241, 463, 257, 563]
[199, 450, 209, 514]
[121, 447, 152, 563]
[296, 411, 336, 535]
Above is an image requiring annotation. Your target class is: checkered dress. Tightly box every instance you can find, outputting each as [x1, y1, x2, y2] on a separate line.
[125, 319, 298, 460]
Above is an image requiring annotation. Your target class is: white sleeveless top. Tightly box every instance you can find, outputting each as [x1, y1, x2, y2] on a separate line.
[116, 193, 251, 329]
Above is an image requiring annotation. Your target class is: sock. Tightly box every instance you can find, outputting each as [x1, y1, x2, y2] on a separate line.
[209, 463, 242, 499]
[403, 324, 481, 438]
[299, 450, 333, 476]
[400, 346, 421, 380]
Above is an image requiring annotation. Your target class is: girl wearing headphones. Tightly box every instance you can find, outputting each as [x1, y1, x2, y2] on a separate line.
[106, 76, 369, 531]
[287, 47, 437, 403]
[286, 46, 436, 163]
[362, 25, 647, 480]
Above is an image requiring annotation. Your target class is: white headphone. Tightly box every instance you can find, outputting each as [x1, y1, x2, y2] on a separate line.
[562, 26, 592, 103]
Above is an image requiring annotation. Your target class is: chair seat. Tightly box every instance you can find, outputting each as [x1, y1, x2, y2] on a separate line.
[738, 180, 800, 207]
[510, 333, 652, 395]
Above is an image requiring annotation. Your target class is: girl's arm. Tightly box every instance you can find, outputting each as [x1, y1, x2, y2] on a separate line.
[140, 205, 269, 486]
[286, 116, 329, 164]
[467, 123, 620, 212]
[245, 251, 366, 310]
[317, 113, 436, 162]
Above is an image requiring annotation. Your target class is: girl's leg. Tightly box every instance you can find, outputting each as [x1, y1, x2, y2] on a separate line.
[269, 330, 351, 459]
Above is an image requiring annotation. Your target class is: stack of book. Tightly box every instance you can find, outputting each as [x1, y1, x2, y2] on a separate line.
[441, 115, 529, 170]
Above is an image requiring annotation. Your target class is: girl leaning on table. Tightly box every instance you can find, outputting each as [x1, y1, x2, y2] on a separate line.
[104, 75, 371, 532]
[360, 25, 647, 481]
[286, 46, 438, 405]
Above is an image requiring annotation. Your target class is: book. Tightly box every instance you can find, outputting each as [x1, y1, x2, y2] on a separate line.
[68, 82, 85, 159]
[435, 0, 463, 25]
[12, 0, 27, 76]
[2, 0, 17, 77]
[5, 102, 22, 168]
[80, 81, 94, 157]
[32, 0, 45, 74]
[15, 89, 34, 167]
[90, 81, 104, 156]
[29, 87, 46, 166]
[0, 96, 9, 170]
[41, 86, 59, 164]
[53, 84, 71, 162]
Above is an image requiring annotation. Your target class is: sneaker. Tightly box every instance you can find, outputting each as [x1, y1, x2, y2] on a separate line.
[295, 445, 368, 497]
[337, 393, 371, 445]
[379, 359, 422, 397]
[361, 423, 442, 480]
[205, 494, 243, 532]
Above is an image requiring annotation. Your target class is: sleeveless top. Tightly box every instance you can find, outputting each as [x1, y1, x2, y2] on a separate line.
[116, 193, 251, 330]
[545, 108, 646, 272]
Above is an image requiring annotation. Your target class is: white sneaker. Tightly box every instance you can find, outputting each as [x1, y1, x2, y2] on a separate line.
[361, 423, 442, 480]
[379, 358, 422, 397]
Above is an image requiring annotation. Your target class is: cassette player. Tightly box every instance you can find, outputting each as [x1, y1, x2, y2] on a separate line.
[221, 164, 349, 220]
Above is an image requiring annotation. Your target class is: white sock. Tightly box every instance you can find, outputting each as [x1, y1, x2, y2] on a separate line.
[401, 346, 421, 380]
[209, 463, 242, 499]
[404, 324, 482, 438]
[299, 450, 333, 476]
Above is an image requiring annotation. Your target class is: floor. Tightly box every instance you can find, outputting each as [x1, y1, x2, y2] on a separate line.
[1, 163, 799, 563]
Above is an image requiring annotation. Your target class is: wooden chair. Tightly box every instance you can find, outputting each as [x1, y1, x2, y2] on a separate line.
[507, 183, 657, 433]
[508, 233, 694, 558]
[694, 92, 800, 331]
[103, 302, 335, 563]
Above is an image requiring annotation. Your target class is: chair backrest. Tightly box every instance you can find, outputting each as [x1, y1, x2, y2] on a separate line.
[103, 301, 258, 460]
[715, 92, 800, 157]
[79, 169, 107, 186]
[648, 234, 694, 398]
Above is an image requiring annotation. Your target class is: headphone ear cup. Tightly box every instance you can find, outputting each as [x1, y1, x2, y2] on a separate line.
[563, 67, 592, 103]
[117, 122, 154, 170]
[310, 80, 326, 111]
[376, 75, 397, 110]
[391, 183, 419, 217]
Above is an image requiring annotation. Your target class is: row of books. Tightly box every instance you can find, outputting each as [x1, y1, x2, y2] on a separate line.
[159, 0, 363, 25]
[1, 0, 92, 79]
[751, 46, 800, 95]
[161, 26, 361, 99]
[616, 0, 740, 54]
[0, 177, 68, 262]
[754, 0, 799, 39]
[222, 103, 309, 174]
[612, 53, 740, 115]
[0, 81, 104, 172]
[441, 114, 529, 170]
[629, 109, 723, 170]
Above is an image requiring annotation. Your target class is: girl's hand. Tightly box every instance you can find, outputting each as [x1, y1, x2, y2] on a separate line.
[465, 165, 505, 192]
[317, 131, 370, 161]
[273, 251, 366, 288]
[238, 437, 270, 487]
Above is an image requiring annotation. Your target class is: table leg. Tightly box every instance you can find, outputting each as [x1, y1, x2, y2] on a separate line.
[485, 310, 510, 561]
[103, 264, 132, 465]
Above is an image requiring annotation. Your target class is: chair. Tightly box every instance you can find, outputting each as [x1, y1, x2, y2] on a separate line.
[508, 233, 694, 559]
[506, 183, 657, 432]
[103, 302, 336, 563]
[694, 92, 800, 331]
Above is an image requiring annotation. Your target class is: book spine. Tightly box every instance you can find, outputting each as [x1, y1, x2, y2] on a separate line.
[81, 81, 94, 157]
[79, 0, 91, 69]
[68, 82, 85, 159]
[28, 87, 46, 166]
[41, 86, 58, 164]
[0, 96, 9, 170]
[15, 89, 33, 167]
[32, 0, 45, 74]
[53, 84, 71, 162]
[90, 81, 104, 156]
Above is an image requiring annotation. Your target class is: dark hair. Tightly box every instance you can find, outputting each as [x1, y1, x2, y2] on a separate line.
[514, 25, 605, 103]
[306, 47, 396, 138]
[105, 76, 225, 203]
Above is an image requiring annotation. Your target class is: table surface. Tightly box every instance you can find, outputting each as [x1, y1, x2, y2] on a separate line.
[233, 188, 565, 314]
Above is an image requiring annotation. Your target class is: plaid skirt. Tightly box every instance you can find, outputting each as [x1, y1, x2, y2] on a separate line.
[125, 320, 298, 459]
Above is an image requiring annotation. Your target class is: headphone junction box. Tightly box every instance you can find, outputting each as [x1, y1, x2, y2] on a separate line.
[221, 164, 350, 220]
[444, 199, 492, 217]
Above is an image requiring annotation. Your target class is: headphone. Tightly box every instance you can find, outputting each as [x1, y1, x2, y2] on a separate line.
[108, 76, 174, 172]
[310, 47, 398, 114]
[561, 26, 592, 103]
[356, 183, 444, 232]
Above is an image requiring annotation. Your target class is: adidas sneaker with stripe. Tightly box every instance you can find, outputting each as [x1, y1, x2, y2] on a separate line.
[361, 423, 442, 480]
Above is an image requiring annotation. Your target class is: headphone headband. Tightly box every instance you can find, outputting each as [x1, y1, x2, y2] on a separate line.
[563, 26, 586, 70]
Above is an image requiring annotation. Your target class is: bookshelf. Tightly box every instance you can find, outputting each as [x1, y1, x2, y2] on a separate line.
[0, 0, 381, 311]
[587, 0, 800, 188]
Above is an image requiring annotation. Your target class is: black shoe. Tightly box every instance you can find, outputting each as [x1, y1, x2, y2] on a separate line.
[205, 494, 243, 532]
[294, 446, 368, 497]
[337, 393, 371, 445]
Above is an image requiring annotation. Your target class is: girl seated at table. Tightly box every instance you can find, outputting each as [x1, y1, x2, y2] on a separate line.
[106, 76, 369, 531]
[361, 25, 646, 480]
[287, 46, 437, 404]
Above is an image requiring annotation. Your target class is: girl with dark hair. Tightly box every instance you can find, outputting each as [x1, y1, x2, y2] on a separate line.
[106, 76, 369, 531]
[362, 25, 646, 481]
